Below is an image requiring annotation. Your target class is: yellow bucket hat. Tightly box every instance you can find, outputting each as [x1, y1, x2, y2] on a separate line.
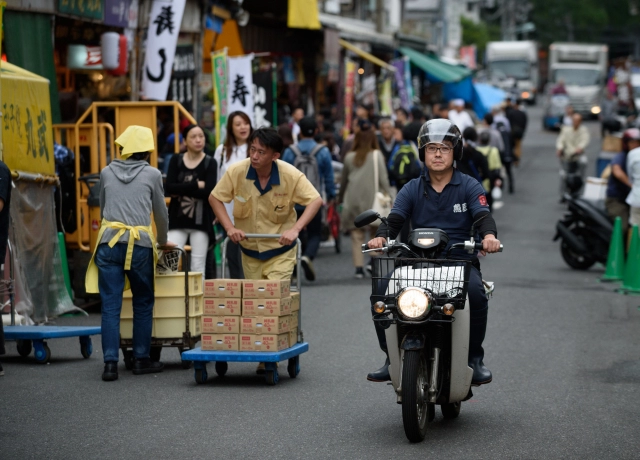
[115, 125, 155, 160]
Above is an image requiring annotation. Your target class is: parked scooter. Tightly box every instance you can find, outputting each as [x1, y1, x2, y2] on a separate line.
[554, 179, 612, 269]
[356, 210, 502, 443]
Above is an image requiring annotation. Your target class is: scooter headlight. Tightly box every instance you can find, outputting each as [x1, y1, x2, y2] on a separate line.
[396, 287, 431, 320]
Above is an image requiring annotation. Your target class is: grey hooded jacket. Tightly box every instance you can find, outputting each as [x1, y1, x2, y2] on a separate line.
[99, 159, 168, 247]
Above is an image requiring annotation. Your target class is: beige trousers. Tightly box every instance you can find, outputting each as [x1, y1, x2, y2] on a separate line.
[350, 225, 378, 268]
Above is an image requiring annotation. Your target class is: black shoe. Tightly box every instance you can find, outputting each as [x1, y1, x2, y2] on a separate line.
[132, 358, 164, 375]
[0, 362, 4, 376]
[367, 357, 390, 382]
[469, 356, 492, 385]
[355, 267, 364, 279]
[300, 256, 316, 281]
[102, 362, 118, 381]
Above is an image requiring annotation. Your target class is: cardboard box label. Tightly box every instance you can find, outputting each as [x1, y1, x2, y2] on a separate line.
[201, 316, 239, 333]
[201, 333, 239, 351]
[239, 334, 289, 351]
[203, 298, 242, 316]
[242, 297, 291, 316]
[290, 292, 300, 312]
[242, 280, 290, 298]
[204, 279, 242, 297]
[239, 334, 255, 351]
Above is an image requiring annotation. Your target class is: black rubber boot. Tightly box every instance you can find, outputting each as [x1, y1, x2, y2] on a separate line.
[367, 355, 390, 382]
[469, 309, 492, 385]
[102, 362, 118, 381]
[132, 358, 164, 375]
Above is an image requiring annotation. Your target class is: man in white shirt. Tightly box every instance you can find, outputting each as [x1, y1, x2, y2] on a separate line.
[290, 107, 304, 143]
[448, 99, 475, 133]
[556, 113, 591, 200]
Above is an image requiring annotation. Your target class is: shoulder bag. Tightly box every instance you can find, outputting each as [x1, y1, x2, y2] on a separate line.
[371, 150, 392, 217]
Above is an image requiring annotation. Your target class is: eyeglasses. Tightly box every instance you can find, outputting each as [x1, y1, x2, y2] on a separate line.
[425, 144, 452, 154]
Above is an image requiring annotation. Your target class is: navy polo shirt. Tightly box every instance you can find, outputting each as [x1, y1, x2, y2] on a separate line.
[392, 169, 490, 260]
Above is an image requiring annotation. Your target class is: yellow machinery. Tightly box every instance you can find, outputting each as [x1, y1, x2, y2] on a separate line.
[53, 101, 196, 252]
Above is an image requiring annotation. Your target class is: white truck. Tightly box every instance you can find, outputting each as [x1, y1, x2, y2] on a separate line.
[486, 41, 539, 104]
[548, 42, 608, 117]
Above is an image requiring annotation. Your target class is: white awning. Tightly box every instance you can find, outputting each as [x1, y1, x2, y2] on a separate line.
[319, 13, 395, 47]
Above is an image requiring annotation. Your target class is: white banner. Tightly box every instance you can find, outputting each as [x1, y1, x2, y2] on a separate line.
[141, 0, 186, 101]
[227, 55, 255, 125]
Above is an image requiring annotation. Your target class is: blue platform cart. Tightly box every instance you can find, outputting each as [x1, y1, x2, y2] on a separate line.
[3, 241, 101, 364]
[181, 234, 308, 385]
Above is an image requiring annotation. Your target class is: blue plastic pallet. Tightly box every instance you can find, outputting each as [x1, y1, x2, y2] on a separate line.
[182, 342, 309, 385]
[4, 325, 101, 364]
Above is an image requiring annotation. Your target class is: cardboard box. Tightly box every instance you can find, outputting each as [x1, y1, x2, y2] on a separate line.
[239, 334, 289, 352]
[125, 272, 203, 297]
[201, 333, 239, 351]
[289, 328, 298, 347]
[204, 279, 242, 298]
[290, 291, 300, 312]
[242, 297, 291, 316]
[290, 311, 299, 330]
[121, 294, 203, 319]
[240, 315, 289, 334]
[201, 316, 240, 334]
[602, 135, 622, 153]
[203, 297, 242, 316]
[242, 280, 290, 299]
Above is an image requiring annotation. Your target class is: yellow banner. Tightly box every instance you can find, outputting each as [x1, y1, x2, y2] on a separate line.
[1, 61, 55, 175]
[287, 0, 321, 30]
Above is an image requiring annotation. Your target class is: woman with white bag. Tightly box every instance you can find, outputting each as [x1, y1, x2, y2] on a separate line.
[338, 119, 392, 278]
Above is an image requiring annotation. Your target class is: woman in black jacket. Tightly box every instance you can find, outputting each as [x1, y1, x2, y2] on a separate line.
[165, 124, 217, 277]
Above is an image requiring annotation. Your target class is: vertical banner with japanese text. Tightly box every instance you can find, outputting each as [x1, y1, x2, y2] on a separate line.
[227, 54, 254, 125]
[211, 49, 228, 146]
[253, 70, 274, 129]
[378, 76, 393, 116]
[391, 58, 410, 112]
[343, 58, 356, 138]
[169, 45, 195, 112]
[141, 0, 186, 101]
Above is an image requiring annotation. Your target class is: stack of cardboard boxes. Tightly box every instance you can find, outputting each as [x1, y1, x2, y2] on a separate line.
[120, 272, 204, 339]
[200, 279, 300, 352]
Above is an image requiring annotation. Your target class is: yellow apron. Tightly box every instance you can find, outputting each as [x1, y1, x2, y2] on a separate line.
[85, 219, 158, 294]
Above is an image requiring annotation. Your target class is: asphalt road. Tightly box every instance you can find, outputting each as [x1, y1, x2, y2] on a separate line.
[2, 108, 639, 459]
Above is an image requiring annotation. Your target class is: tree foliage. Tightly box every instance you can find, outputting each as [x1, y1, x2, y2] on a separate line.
[461, 16, 501, 55]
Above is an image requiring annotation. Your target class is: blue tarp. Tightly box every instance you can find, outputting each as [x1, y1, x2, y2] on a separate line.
[443, 79, 507, 120]
[443, 77, 474, 103]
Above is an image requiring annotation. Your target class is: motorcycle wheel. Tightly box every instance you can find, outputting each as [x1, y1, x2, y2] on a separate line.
[401, 350, 429, 443]
[560, 238, 596, 270]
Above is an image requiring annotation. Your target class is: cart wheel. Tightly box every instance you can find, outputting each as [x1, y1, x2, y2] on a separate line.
[195, 367, 208, 384]
[287, 356, 300, 378]
[265, 369, 279, 386]
[34, 342, 51, 364]
[123, 349, 134, 370]
[215, 361, 228, 377]
[150, 346, 162, 362]
[80, 337, 93, 359]
[17, 339, 32, 357]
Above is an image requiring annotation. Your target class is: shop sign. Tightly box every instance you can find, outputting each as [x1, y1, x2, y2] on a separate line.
[104, 0, 129, 27]
[141, 0, 186, 101]
[67, 44, 103, 69]
[169, 45, 195, 112]
[58, 0, 104, 20]
[343, 58, 356, 137]
[252, 70, 275, 129]
[391, 58, 410, 112]
[227, 54, 254, 125]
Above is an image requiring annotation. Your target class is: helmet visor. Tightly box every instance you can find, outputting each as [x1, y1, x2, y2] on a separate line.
[417, 119, 462, 150]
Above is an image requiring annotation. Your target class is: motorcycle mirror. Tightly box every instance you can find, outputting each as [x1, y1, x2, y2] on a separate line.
[354, 209, 380, 228]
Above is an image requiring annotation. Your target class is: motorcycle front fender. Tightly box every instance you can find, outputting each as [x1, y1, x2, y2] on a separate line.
[400, 333, 426, 351]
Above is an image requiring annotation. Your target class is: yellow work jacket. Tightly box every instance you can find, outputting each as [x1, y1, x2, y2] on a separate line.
[85, 219, 158, 293]
[212, 159, 319, 259]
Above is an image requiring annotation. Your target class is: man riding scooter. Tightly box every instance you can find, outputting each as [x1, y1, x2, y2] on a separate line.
[366, 119, 502, 385]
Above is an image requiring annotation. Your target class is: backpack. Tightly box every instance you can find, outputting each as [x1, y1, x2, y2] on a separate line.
[289, 143, 324, 192]
[494, 121, 514, 163]
[389, 143, 421, 187]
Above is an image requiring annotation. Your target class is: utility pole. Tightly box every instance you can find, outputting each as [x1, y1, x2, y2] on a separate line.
[376, 0, 384, 33]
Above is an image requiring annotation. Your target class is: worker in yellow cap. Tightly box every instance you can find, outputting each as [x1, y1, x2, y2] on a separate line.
[85, 125, 175, 382]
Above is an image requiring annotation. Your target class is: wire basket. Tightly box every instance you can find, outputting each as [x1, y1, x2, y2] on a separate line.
[371, 257, 471, 309]
[156, 249, 181, 275]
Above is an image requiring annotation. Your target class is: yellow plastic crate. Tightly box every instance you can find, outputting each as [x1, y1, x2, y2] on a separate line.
[153, 315, 202, 338]
[123, 272, 203, 298]
[121, 294, 204, 319]
[120, 318, 151, 339]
